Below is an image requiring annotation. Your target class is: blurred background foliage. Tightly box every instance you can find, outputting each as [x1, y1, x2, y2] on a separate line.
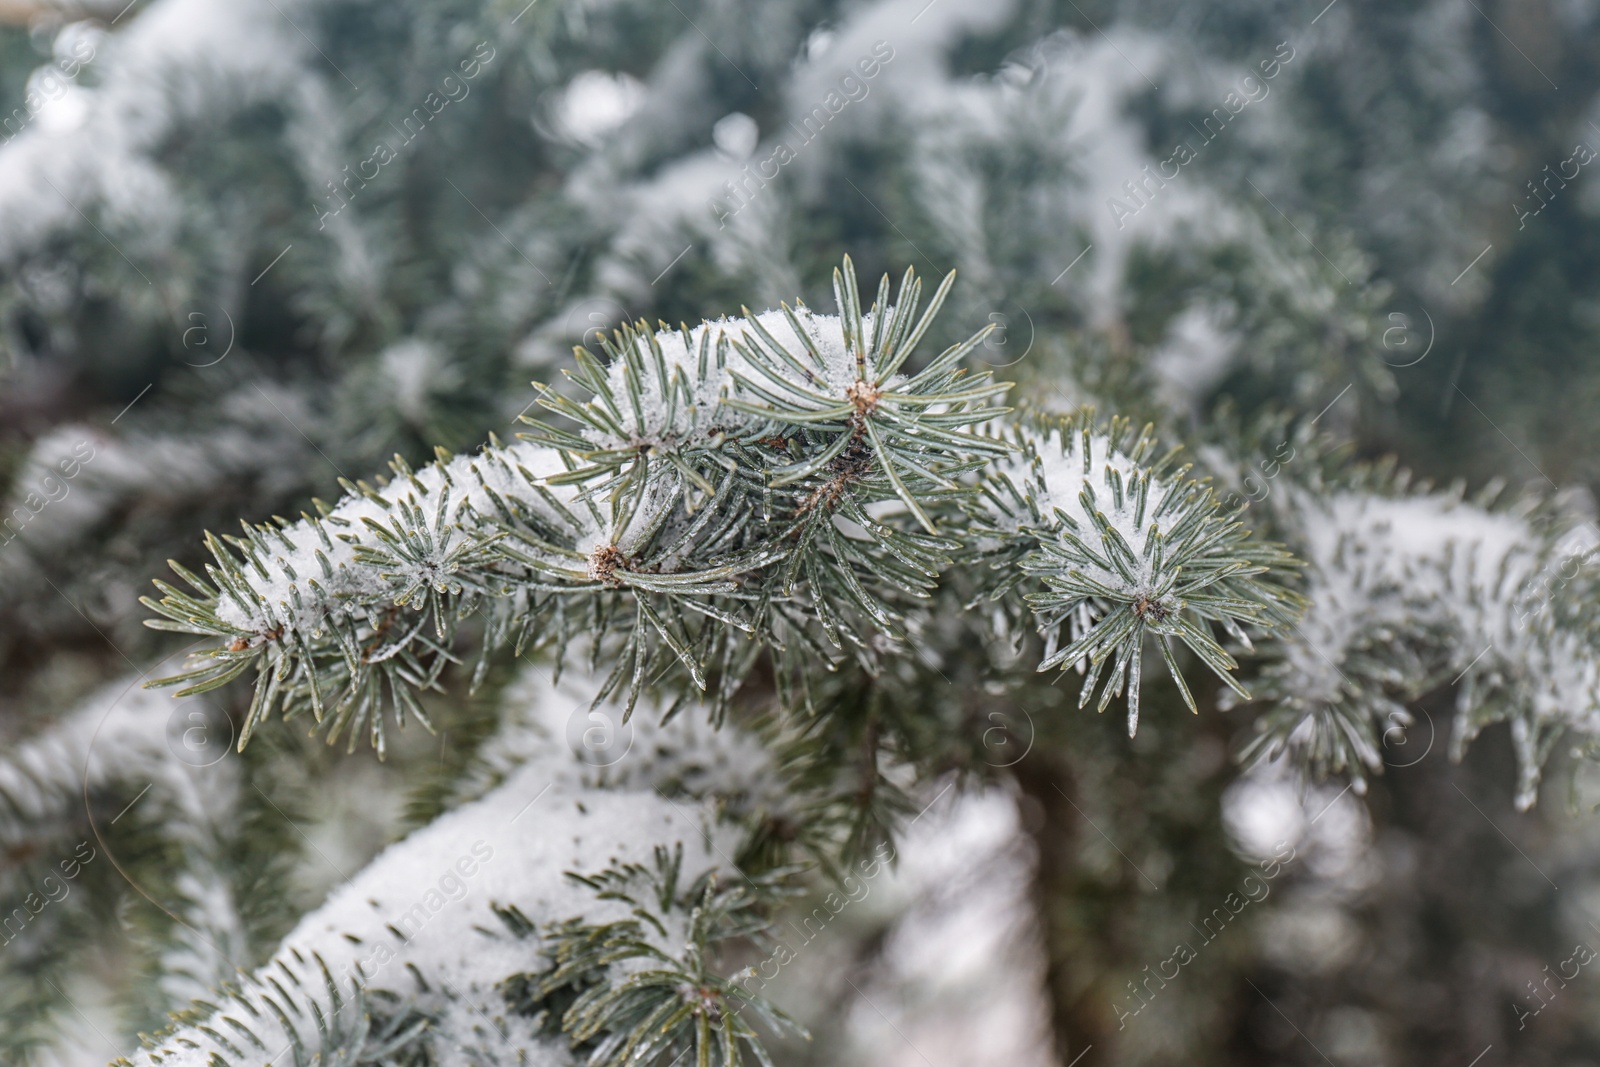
[4, 0, 1600, 1064]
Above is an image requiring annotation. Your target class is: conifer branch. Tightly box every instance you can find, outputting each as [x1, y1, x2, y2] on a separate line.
[1239, 474, 1600, 808]
[143, 258, 1012, 746]
[973, 412, 1305, 735]
[115, 955, 432, 1067]
[143, 261, 1318, 758]
[501, 846, 806, 1067]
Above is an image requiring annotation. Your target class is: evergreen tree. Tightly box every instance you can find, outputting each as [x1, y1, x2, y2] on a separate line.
[3, 1, 1600, 1064]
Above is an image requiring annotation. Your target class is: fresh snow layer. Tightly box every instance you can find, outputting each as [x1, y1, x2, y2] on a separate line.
[128, 662, 754, 1065]
[588, 306, 892, 452]
[1289, 491, 1585, 709]
[1276, 488, 1600, 806]
[214, 441, 581, 635]
[220, 306, 899, 637]
[987, 426, 1175, 593]
[128, 766, 736, 1066]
